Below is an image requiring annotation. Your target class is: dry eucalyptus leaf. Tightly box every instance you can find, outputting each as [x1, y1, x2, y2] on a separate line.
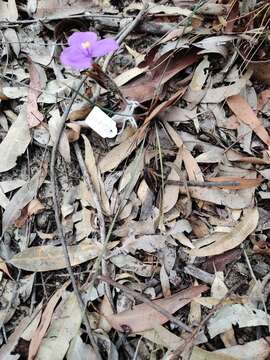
[0, 106, 31, 173]
[227, 94, 270, 149]
[0, 179, 26, 193]
[179, 186, 255, 209]
[0, 0, 18, 21]
[110, 254, 153, 277]
[49, 109, 71, 163]
[9, 240, 102, 271]
[2, 164, 47, 233]
[28, 282, 70, 360]
[120, 235, 176, 254]
[36, 292, 82, 360]
[189, 208, 258, 257]
[99, 133, 142, 173]
[27, 58, 44, 128]
[83, 134, 110, 215]
[138, 325, 185, 351]
[163, 150, 182, 213]
[38, 78, 81, 104]
[207, 303, 270, 339]
[4, 28, 20, 57]
[107, 285, 207, 333]
[214, 337, 270, 360]
[34, 0, 99, 18]
[66, 334, 98, 360]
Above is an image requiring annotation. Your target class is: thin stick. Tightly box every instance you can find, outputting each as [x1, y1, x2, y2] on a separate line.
[49, 4, 149, 355]
[98, 275, 193, 333]
[167, 180, 242, 188]
[50, 76, 102, 359]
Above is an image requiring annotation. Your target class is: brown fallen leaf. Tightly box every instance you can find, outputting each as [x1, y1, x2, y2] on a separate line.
[207, 176, 263, 190]
[0, 257, 13, 279]
[0, 105, 31, 173]
[121, 51, 199, 103]
[106, 285, 207, 333]
[66, 123, 80, 142]
[15, 199, 44, 228]
[189, 208, 259, 257]
[253, 240, 270, 256]
[27, 58, 43, 127]
[227, 95, 270, 149]
[9, 240, 102, 272]
[202, 249, 241, 273]
[257, 88, 270, 111]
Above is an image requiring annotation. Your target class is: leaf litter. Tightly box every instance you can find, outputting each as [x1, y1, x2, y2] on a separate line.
[0, 1, 270, 359]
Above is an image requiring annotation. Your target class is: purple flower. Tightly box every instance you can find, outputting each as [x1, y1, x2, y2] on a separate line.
[60, 32, 119, 71]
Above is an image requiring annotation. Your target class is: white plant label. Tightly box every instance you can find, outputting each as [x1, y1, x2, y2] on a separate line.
[85, 106, 117, 138]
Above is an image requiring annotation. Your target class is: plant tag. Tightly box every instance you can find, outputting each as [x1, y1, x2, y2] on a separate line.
[85, 106, 117, 138]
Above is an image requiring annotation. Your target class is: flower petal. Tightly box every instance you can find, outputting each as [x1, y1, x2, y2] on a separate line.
[60, 47, 92, 71]
[68, 32, 97, 47]
[91, 38, 119, 58]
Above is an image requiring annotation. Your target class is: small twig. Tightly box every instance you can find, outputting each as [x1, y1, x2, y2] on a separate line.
[50, 76, 102, 359]
[184, 265, 215, 285]
[49, 5, 149, 355]
[98, 275, 193, 333]
[167, 180, 242, 188]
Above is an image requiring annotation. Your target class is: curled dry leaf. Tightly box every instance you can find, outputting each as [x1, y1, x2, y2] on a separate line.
[189, 208, 258, 257]
[9, 240, 102, 272]
[253, 240, 270, 256]
[0, 105, 31, 173]
[107, 285, 207, 333]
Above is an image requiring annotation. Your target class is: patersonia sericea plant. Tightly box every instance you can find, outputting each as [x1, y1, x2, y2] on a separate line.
[60, 32, 119, 71]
